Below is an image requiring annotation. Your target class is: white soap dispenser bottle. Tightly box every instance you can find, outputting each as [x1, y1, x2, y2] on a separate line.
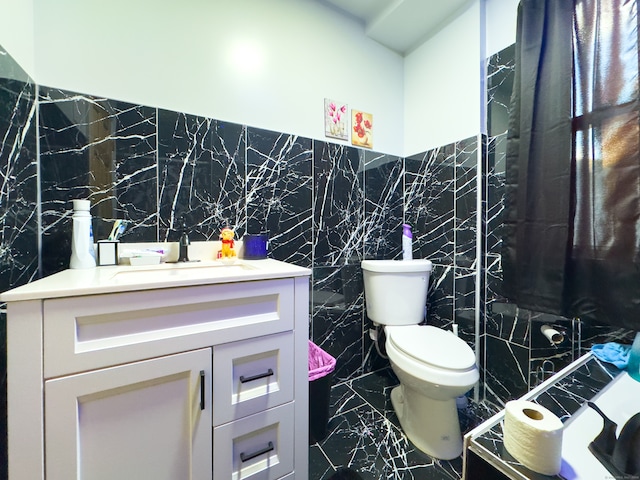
[69, 199, 96, 269]
[402, 224, 413, 260]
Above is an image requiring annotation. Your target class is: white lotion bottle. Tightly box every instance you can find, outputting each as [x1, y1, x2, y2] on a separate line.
[402, 224, 413, 260]
[69, 199, 96, 269]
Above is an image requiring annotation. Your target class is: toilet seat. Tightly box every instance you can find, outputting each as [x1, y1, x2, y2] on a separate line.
[386, 325, 475, 371]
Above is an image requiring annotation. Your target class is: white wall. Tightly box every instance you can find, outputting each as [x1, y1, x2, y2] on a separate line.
[29, 0, 406, 155]
[0, 0, 35, 78]
[486, 0, 519, 57]
[402, 0, 518, 156]
[403, 1, 482, 155]
[1, 0, 521, 157]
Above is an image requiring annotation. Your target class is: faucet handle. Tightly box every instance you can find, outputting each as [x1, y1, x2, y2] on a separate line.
[177, 217, 190, 261]
[178, 218, 190, 242]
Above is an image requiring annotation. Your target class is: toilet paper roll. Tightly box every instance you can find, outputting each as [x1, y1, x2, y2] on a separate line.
[503, 400, 563, 476]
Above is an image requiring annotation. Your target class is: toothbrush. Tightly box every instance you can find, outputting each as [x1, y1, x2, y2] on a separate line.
[108, 220, 127, 241]
[113, 221, 127, 241]
[108, 220, 122, 241]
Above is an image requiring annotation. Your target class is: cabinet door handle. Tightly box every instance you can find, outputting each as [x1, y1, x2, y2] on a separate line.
[240, 441, 274, 463]
[199, 370, 205, 410]
[239, 368, 274, 384]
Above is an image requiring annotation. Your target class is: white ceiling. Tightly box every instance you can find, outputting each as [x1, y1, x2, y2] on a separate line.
[317, 0, 475, 55]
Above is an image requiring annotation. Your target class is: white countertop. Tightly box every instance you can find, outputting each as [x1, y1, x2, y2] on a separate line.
[1, 256, 311, 302]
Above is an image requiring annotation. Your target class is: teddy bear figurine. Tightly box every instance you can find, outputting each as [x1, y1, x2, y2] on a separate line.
[219, 227, 236, 258]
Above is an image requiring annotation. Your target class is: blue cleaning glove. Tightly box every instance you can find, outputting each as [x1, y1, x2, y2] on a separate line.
[591, 342, 631, 369]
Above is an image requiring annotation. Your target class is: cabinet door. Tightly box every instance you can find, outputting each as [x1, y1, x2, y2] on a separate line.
[45, 348, 212, 480]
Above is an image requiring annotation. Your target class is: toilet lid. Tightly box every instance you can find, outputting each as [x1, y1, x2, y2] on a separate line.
[386, 325, 476, 371]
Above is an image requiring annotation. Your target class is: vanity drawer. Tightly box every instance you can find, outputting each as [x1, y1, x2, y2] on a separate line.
[212, 331, 294, 425]
[213, 402, 294, 480]
[43, 279, 294, 378]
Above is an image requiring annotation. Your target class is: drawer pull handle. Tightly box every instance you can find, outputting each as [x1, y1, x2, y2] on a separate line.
[240, 441, 274, 462]
[239, 368, 274, 384]
[199, 370, 205, 410]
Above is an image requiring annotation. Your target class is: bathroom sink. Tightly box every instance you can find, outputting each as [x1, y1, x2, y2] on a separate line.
[110, 261, 259, 284]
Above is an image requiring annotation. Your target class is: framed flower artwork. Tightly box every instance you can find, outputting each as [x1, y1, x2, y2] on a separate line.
[351, 110, 373, 149]
[324, 99, 348, 140]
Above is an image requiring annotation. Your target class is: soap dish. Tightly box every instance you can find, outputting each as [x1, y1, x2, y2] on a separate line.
[120, 248, 165, 266]
[129, 255, 162, 266]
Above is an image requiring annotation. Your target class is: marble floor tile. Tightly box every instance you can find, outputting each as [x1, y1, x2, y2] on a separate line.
[309, 368, 495, 480]
[310, 444, 336, 479]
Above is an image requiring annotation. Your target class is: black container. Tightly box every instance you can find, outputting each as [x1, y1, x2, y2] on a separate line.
[309, 370, 334, 444]
[308, 341, 336, 444]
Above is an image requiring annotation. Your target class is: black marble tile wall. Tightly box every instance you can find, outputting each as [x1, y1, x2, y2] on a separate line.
[405, 145, 455, 336]
[363, 150, 403, 260]
[404, 138, 481, 352]
[455, 136, 481, 350]
[0, 48, 38, 292]
[361, 150, 404, 373]
[158, 110, 246, 243]
[312, 142, 365, 380]
[312, 264, 365, 381]
[405, 144, 456, 265]
[454, 267, 477, 346]
[38, 87, 158, 275]
[313, 142, 364, 266]
[247, 128, 313, 266]
[487, 44, 515, 140]
[455, 136, 479, 268]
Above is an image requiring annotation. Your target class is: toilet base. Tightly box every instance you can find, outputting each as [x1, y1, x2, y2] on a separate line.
[390, 385, 463, 460]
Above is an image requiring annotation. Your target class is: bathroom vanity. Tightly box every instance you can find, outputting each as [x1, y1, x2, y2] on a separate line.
[2, 259, 310, 480]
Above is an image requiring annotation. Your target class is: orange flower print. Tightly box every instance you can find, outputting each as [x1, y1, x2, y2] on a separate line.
[351, 110, 373, 149]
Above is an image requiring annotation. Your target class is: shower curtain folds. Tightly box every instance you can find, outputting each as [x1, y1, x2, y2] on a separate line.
[503, 0, 640, 330]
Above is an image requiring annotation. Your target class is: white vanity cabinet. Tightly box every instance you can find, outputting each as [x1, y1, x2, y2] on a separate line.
[45, 348, 213, 480]
[3, 259, 310, 480]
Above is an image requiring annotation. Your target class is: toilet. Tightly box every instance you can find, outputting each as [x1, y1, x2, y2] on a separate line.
[361, 259, 479, 460]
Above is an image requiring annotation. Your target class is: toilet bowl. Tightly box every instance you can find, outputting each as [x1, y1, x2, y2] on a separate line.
[361, 259, 479, 460]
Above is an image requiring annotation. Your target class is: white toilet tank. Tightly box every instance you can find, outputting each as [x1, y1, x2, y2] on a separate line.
[361, 259, 432, 326]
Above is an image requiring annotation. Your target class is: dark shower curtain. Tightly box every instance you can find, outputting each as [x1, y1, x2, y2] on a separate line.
[503, 0, 640, 330]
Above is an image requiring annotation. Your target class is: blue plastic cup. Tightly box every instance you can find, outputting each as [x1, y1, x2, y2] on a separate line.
[243, 234, 269, 259]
